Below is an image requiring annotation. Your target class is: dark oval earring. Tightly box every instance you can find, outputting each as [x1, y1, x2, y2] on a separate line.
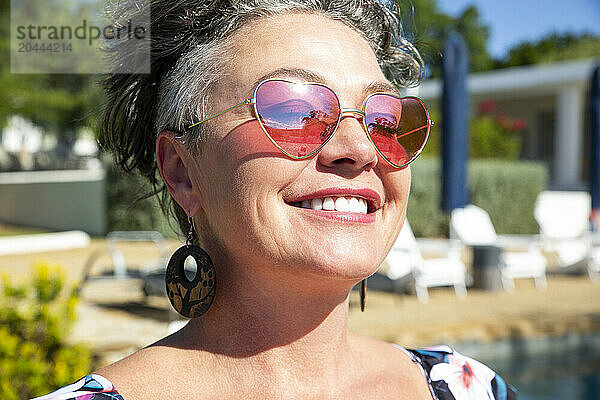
[165, 215, 216, 318]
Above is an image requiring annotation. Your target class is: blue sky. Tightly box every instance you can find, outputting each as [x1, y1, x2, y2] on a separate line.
[435, 0, 600, 58]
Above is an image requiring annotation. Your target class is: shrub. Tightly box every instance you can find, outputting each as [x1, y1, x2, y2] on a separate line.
[0, 262, 91, 399]
[470, 115, 522, 159]
[406, 157, 449, 238]
[103, 154, 547, 239]
[469, 159, 548, 235]
[104, 155, 175, 237]
[408, 157, 548, 237]
[420, 108, 441, 158]
[419, 102, 526, 160]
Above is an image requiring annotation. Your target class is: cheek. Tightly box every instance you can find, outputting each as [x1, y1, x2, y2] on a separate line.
[195, 121, 302, 253]
[398, 168, 411, 203]
[194, 120, 288, 207]
[380, 167, 411, 247]
[217, 120, 285, 163]
[208, 120, 300, 207]
[381, 165, 411, 208]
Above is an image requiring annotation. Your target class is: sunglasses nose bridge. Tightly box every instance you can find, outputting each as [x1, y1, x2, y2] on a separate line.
[339, 108, 365, 119]
[337, 108, 367, 133]
[315, 107, 378, 167]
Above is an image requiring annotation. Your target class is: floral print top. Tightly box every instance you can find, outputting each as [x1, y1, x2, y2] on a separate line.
[33, 345, 516, 400]
[32, 374, 123, 400]
[398, 345, 517, 400]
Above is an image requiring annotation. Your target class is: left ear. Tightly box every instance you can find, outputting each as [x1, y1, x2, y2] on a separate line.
[156, 130, 202, 216]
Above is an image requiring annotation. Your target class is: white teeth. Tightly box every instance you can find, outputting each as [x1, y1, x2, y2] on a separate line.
[311, 198, 323, 210]
[359, 198, 368, 214]
[293, 196, 369, 214]
[348, 197, 361, 213]
[293, 196, 370, 214]
[334, 197, 349, 212]
[322, 197, 335, 211]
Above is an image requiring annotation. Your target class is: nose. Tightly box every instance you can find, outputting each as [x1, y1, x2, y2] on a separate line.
[316, 109, 378, 172]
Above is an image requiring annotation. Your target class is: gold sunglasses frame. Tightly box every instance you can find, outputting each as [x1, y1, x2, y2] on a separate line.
[187, 78, 433, 168]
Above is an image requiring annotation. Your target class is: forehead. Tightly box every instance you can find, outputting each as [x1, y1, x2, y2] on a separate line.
[221, 13, 393, 99]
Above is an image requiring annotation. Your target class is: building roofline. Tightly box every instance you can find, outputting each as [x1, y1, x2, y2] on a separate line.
[418, 58, 600, 100]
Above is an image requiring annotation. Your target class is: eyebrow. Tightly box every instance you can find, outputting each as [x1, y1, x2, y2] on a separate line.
[364, 81, 399, 95]
[246, 67, 400, 99]
[248, 68, 327, 94]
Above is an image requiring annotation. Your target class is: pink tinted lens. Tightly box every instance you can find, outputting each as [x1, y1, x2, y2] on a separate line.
[364, 95, 429, 167]
[254, 80, 340, 158]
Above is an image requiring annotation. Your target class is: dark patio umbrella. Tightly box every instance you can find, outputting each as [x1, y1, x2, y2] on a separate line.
[591, 64, 600, 218]
[441, 33, 470, 212]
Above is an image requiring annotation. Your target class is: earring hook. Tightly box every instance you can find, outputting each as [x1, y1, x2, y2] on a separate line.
[186, 214, 194, 246]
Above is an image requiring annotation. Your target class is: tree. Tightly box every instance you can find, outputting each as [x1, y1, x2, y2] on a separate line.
[496, 32, 600, 68]
[398, 0, 493, 77]
[0, 0, 103, 164]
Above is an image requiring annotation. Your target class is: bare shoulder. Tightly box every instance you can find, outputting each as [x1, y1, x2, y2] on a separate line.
[95, 336, 219, 399]
[95, 344, 170, 398]
[349, 333, 434, 399]
[349, 332, 413, 368]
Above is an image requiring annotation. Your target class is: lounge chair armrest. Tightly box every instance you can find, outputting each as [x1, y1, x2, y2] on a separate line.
[496, 234, 544, 252]
[415, 238, 464, 258]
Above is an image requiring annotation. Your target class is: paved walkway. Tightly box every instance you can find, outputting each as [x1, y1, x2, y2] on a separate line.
[1, 239, 599, 367]
[349, 276, 600, 347]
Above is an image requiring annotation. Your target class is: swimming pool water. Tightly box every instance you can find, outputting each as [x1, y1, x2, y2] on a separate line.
[478, 340, 600, 400]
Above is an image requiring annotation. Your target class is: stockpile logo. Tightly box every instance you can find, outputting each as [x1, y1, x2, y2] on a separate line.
[10, 0, 150, 74]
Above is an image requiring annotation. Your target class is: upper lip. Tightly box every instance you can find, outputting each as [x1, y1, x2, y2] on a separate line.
[284, 187, 382, 212]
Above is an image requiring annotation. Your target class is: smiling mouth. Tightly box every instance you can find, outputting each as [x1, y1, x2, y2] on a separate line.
[287, 196, 375, 214]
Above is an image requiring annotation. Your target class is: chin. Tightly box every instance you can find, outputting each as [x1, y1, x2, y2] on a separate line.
[291, 243, 383, 282]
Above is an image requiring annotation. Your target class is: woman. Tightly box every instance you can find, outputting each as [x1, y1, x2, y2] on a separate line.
[36, 0, 515, 399]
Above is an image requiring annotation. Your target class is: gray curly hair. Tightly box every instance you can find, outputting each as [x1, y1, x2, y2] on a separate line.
[100, 0, 424, 241]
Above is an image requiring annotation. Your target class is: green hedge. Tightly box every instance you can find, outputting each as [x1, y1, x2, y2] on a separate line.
[104, 157, 175, 238]
[104, 156, 547, 239]
[422, 108, 524, 160]
[408, 157, 548, 237]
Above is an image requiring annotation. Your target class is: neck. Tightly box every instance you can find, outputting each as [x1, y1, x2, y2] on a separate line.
[171, 252, 360, 372]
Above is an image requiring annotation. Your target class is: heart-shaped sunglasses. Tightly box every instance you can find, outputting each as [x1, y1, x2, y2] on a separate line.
[187, 78, 432, 168]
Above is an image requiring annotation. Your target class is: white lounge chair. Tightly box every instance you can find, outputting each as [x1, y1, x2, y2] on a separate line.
[450, 204, 547, 291]
[384, 220, 467, 303]
[534, 191, 591, 271]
